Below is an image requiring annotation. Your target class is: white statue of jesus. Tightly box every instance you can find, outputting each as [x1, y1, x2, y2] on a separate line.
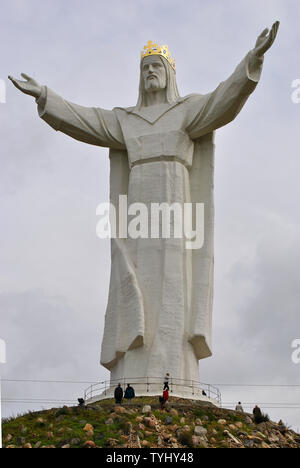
[9, 23, 279, 390]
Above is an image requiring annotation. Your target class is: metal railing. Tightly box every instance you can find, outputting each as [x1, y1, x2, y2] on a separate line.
[84, 377, 221, 406]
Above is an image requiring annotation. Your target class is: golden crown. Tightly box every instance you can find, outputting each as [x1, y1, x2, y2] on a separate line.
[141, 41, 175, 71]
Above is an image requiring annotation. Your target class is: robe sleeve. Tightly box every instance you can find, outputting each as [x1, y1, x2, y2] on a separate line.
[186, 52, 264, 139]
[36, 86, 125, 149]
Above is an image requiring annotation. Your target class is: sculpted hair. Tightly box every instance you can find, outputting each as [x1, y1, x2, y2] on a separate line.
[136, 56, 180, 109]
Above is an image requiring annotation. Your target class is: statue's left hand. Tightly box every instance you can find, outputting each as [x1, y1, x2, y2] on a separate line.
[8, 73, 42, 99]
[253, 21, 280, 58]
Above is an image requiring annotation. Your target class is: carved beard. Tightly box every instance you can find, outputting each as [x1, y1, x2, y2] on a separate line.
[144, 75, 166, 92]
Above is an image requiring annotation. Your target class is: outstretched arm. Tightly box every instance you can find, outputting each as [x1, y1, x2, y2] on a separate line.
[8, 74, 125, 149]
[186, 22, 280, 139]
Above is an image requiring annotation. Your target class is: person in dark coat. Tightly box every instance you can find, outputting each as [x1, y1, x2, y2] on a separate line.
[253, 405, 263, 424]
[163, 373, 170, 391]
[124, 384, 135, 403]
[114, 383, 123, 405]
[78, 398, 85, 408]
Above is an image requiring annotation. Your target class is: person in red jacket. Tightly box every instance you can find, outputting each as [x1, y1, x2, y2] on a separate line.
[159, 389, 169, 409]
[163, 389, 169, 402]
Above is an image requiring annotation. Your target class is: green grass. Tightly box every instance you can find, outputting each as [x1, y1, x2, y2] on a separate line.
[3, 397, 296, 449]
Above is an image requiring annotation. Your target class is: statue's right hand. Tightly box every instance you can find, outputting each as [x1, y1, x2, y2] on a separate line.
[8, 73, 42, 99]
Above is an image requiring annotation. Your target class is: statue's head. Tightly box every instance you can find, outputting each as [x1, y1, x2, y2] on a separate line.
[136, 41, 179, 108]
[142, 55, 167, 93]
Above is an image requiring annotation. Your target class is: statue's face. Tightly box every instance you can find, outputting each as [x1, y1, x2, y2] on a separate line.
[142, 56, 167, 93]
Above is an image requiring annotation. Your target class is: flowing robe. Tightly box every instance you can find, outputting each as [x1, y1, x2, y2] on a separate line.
[37, 52, 263, 383]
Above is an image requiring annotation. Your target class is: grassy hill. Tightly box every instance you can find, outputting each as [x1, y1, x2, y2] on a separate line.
[2, 396, 300, 448]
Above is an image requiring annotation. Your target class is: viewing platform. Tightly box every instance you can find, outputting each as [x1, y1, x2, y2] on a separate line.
[84, 377, 221, 407]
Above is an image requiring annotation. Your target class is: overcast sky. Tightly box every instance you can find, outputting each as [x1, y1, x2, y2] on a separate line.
[1, 0, 300, 430]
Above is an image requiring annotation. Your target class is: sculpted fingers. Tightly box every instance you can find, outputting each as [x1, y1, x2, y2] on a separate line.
[8, 75, 24, 91]
[21, 73, 33, 81]
[273, 21, 280, 33]
[271, 21, 280, 42]
[21, 73, 38, 84]
[265, 22, 279, 49]
[259, 28, 269, 39]
[8, 75, 19, 84]
[8, 73, 41, 97]
[255, 21, 280, 56]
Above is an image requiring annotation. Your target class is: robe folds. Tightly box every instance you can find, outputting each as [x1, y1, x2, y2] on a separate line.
[37, 52, 263, 382]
